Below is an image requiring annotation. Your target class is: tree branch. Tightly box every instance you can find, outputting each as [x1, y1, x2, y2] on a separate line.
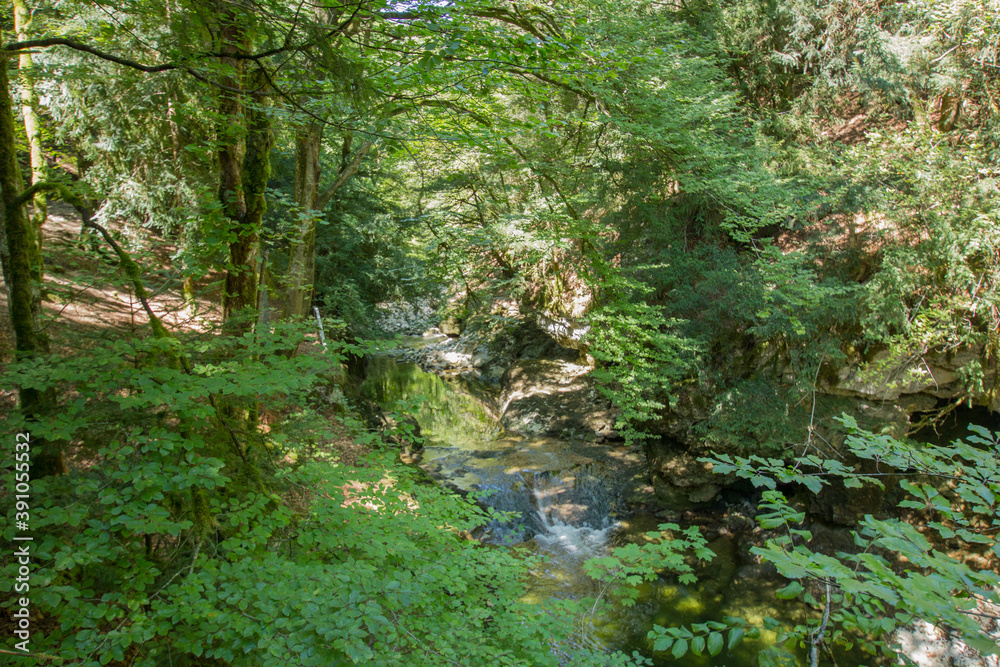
[3, 6, 361, 66]
[80, 218, 251, 466]
[809, 580, 832, 667]
[412, 99, 493, 126]
[14, 181, 87, 209]
[79, 217, 172, 341]
[316, 140, 373, 209]
[15, 181, 252, 465]
[501, 138, 580, 219]
[3, 38, 179, 72]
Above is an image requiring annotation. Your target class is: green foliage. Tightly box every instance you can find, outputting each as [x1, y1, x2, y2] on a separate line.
[577, 4, 793, 244]
[703, 418, 1000, 663]
[712, 0, 912, 112]
[591, 243, 858, 452]
[35, 2, 215, 237]
[842, 125, 1000, 358]
[708, 0, 1000, 129]
[389, 0, 797, 316]
[588, 274, 703, 444]
[584, 523, 715, 605]
[640, 244, 858, 346]
[10, 1, 1000, 665]
[0, 320, 660, 666]
[126, 460, 580, 667]
[581, 521, 759, 662]
[266, 148, 434, 337]
[648, 617, 759, 660]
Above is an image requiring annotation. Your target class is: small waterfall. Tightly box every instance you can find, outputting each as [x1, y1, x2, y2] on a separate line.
[474, 467, 625, 558]
[470, 473, 540, 545]
[532, 474, 619, 559]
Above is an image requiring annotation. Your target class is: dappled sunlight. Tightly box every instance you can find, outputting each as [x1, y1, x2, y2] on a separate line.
[6, 1, 1000, 664]
[334, 475, 420, 515]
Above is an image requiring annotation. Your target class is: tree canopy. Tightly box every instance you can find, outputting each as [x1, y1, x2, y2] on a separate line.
[2, 0, 999, 665]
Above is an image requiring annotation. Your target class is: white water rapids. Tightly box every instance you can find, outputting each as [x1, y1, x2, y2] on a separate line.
[529, 474, 620, 559]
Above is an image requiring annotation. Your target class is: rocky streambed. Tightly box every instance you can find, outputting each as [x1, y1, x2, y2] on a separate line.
[369, 300, 1000, 667]
[358, 350, 807, 665]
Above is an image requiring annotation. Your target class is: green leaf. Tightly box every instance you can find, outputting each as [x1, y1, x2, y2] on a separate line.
[707, 631, 724, 656]
[775, 581, 804, 600]
[653, 636, 674, 652]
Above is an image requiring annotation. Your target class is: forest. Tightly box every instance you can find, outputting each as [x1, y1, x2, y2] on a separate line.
[1, 0, 999, 665]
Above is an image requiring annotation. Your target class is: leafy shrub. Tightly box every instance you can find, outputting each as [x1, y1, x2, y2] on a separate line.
[705, 418, 1000, 664]
[1, 323, 644, 666]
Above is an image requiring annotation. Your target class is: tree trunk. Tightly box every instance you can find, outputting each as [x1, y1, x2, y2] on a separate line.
[284, 132, 372, 319]
[0, 50, 64, 476]
[285, 123, 322, 319]
[73, 146, 96, 240]
[217, 29, 249, 322]
[238, 70, 272, 317]
[210, 9, 269, 490]
[13, 0, 47, 238]
[216, 9, 270, 329]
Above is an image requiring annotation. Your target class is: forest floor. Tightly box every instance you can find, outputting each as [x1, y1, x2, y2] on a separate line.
[0, 203, 223, 361]
[0, 204, 222, 412]
[0, 203, 368, 468]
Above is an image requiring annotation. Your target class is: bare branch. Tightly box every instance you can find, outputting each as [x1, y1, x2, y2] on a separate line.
[3, 37, 179, 72]
[316, 140, 373, 209]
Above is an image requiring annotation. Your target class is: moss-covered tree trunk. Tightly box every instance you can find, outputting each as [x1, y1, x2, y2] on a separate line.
[0, 50, 64, 476]
[216, 11, 251, 324]
[242, 70, 271, 282]
[285, 123, 322, 319]
[284, 131, 371, 320]
[210, 9, 270, 489]
[216, 9, 270, 329]
[13, 0, 47, 237]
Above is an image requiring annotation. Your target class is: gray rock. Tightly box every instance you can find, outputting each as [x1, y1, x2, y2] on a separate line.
[498, 359, 619, 441]
[440, 317, 462, 337]
[645, 446, 731, 507]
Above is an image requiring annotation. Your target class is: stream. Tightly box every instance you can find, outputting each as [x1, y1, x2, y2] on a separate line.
[361, 350, 808, 666]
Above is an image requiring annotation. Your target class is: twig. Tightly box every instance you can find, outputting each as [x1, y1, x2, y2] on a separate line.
[810, 580, 832, 667]
[313, 306, 327, 349]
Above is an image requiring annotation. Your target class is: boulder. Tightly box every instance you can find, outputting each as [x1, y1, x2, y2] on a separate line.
[807, 457, 891, 525]
[391, 312, 580, 380]
[825, 348, 990, 405]
[498, 359, 619, 441]
[472, 316, 579, 381]
[534, 311, 590, 351]
[375, 298, 437, 335]
[439, 316, 462, 337]
[894, 618, 1000, 667]
[645, 444, 729, 506]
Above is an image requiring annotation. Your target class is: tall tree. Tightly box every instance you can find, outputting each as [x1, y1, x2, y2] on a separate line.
[12, 0, 47, 235]
[0, 49, 63, 475]
[286, 126, 373, 318]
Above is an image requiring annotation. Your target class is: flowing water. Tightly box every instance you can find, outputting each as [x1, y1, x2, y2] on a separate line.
[361, 351, 808, 666]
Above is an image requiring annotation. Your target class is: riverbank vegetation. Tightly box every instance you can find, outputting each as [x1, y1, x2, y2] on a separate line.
[1, 0, 999, 664]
